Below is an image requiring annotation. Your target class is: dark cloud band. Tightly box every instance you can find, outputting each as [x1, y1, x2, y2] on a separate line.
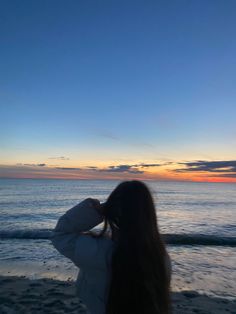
[174, 160, 236, 178]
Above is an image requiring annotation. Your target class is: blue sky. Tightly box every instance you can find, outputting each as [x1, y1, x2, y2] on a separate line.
[1, 0, 236, 181]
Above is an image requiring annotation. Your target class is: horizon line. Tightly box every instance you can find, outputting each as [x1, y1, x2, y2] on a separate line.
[0, 176, 235, 184]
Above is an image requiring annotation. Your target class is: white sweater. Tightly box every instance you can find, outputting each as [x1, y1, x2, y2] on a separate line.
[52, 198, 171, 314]
[51, 198, 114, 314]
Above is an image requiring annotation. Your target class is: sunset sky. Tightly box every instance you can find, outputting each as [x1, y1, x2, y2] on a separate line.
[1, 1, 236, 182]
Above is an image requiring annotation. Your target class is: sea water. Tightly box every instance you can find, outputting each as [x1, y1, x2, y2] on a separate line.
[0, 179, 235, 299]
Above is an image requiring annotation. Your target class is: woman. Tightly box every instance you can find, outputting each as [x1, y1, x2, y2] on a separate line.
[52, 180, 171, 314]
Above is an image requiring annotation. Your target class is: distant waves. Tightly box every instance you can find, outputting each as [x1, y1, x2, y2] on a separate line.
[0, 229, 52, 239]
[163, 234, 236, 246]
[1, 229, 236, 246]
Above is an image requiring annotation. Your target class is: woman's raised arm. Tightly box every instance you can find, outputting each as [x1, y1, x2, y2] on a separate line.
[51, 198, 103, 265]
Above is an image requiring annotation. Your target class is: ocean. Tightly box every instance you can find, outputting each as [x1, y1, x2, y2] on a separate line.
[0, 179, 235, 299]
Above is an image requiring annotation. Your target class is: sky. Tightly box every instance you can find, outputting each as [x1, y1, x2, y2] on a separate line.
[1, 0, 236, 182]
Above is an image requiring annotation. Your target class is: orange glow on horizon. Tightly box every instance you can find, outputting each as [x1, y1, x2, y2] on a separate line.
[0, 163, 235, 183]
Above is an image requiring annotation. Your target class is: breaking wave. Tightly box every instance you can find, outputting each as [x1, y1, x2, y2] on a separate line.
[0, 229, 236, 246]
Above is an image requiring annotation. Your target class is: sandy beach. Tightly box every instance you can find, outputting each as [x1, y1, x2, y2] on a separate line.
[0, 276, 235, 314]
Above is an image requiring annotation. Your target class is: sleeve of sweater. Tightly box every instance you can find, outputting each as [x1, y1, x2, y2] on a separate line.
[51, 198, 103, 266]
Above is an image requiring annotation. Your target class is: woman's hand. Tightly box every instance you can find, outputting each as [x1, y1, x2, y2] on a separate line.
[87, 198, 104, 216]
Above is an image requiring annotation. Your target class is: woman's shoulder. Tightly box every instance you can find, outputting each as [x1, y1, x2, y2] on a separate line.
[77, 232, 114, 250]
[74, 234, 114, 269]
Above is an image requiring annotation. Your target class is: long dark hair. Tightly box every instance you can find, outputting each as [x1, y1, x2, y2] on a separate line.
[99, 180, 171, 314]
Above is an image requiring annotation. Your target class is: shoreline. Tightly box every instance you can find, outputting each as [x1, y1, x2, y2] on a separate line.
[0, 275, 235, 314]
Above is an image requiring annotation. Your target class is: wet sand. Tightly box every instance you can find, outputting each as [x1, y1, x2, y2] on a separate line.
[0, 276, 235, 314]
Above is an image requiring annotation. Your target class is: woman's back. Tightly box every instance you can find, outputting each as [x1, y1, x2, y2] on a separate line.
[52, 181, 171, 314]
[53, 229, 171, 314]
[75, 235, 114, 314]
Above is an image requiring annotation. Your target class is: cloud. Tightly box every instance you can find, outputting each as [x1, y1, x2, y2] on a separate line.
[92, 129, 155, 147]
[3, 159, 236, 181]
[95, 129, 119, 140]
[174, 160, 236, 179]
[137, 163, 161, 168]
[55, 167, 81, 170]
[17, 163, 47, 167]
[48, 156, 70, 160]
[212, 173, 236, 178]
[99, 165, 144, 174]
[131, 141, 154, 148]
[89, 163, 163, 174]
[15, 163, 161, 174]
[174, 160, 236, 173]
